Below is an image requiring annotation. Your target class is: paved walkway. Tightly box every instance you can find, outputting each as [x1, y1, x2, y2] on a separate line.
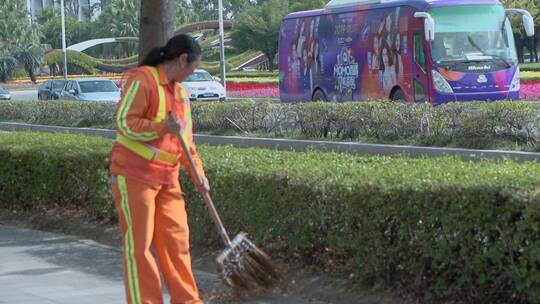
[0, 225, 326, 304]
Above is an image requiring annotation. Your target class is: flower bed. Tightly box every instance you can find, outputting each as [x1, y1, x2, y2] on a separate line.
[520, 80, 540, 100]
[227, 82, 279, 97]
[228, 87, 279, 98]
[225, 81, 540, 99]
[227, 83, 277, 90]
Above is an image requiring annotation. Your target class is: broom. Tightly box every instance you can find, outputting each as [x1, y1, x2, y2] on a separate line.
[170, 113, 280, 290]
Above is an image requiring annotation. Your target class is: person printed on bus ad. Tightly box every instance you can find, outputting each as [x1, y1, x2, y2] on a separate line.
[301, 47, 311, 92]
[384, 14, 394, 49]
[372, 35, 380, 71]
[288, 42, 300, 93]
[394, 32, 404, 84]
[381, 44, 397, 92]
[306, 19, 316, 93]
[296, 21, 307, 60]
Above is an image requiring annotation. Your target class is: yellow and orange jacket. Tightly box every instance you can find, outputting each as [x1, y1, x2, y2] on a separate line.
[109, 64, 205, 186]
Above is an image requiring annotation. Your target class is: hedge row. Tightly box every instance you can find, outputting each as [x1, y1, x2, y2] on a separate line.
[1, 131, 540, 303]
[520, 63, 540, 72]
[2, 100, 540, 151]
[44, 50, 137, 74]
[521, 71, 540, 81]
[226, 77, 279, 84]
[227, 71, 279, 78]
[192, 101, 540, 151]
[0, 100, 115, 128]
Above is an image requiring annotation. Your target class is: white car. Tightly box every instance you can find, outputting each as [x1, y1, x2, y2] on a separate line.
[0, 87, 11, 100]
[182, 69, 226, 102]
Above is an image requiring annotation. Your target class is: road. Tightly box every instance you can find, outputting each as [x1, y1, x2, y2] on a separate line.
[0, 225, 329, 304]
[10, 90, 38, 101]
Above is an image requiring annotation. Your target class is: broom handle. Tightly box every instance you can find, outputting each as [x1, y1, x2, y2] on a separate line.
[172, 116, 233, 248]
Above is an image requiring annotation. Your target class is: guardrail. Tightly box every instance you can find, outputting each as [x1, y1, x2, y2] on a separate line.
[1, 122, 540, 162]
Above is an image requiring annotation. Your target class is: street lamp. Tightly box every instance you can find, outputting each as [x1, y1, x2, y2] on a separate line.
[218, 0, 226, 89]
[60, 0, 68, 80]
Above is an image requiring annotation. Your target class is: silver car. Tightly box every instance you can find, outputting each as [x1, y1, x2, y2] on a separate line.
[59, 78, 120, 103]
[0, 87, 11, 100]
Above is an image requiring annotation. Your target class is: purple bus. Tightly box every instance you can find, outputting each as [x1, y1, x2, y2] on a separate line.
[278, 0, 535, 104]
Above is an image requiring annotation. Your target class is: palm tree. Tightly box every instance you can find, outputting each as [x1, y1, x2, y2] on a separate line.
[13, 46, 44, 84]
[0, 0, 43, 82]
[109, 0, 139, 37]
[0, 55, 17, 83]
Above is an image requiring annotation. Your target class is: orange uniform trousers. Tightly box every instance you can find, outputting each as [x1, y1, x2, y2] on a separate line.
[112, 175, 202, 304]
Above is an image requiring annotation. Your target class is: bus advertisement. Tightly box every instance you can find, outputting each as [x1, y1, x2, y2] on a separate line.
[278, 0, 535, 105]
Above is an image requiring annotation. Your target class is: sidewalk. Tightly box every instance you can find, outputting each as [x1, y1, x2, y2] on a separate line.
[0, 225, 327, 304]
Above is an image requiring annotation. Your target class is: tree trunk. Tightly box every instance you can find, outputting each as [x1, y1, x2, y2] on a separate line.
[139, 0, 176, 65]
[515, 32, 524, 63]
[265, 52, 275, 72]
[27, 68, 36, 84]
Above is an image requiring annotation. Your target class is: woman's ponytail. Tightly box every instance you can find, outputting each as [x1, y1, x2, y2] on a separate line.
[139, 34, 202, 67]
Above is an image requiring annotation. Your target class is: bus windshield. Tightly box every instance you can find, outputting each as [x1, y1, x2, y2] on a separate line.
[429, 5, 517, 70]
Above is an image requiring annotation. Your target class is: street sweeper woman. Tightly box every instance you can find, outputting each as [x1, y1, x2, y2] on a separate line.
[109, 33, 209, 304]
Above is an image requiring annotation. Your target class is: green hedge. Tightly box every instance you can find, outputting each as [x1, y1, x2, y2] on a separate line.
[227, 71, 279, 78]
[44, 50, 99, 74]
[2, 100, 540, 151]
[44, 50, 135, 74]
[521, 63, 540, 72]
[192, 101, 540, 151]
[227, 77, 278, 84]
[0, 100, 116, 128]
[1, 131, 540, 303]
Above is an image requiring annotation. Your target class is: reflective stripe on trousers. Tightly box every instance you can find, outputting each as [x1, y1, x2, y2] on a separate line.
[112, 175, 202, 304]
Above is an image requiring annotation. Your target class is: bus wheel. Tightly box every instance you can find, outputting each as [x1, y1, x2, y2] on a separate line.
[391, 88, 405, 101]
[312, 89, 326, 102]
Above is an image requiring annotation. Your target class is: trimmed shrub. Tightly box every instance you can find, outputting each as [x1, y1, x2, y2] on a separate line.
[2, 100, 540, 150]
[521, 71, 540, 81]
[44, 50, 99, 74]
[521, 63, 540, 72]
[0, 132, 111, 216]
[0, 100, 116, 128]
[228, 71, 279, 78]
[1, 131, 540, 303]
[227, 77, 278, 84]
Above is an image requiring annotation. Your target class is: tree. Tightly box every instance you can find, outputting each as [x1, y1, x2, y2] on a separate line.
[176, 0, 200, 27]
[289, 0, 326, 12]
[0, 56, 17, 83]
[0, 0, 42, 82]
[102, 0, 139, 37]
[191, 0, 253, 21]
[38, 8, 98, 49]
[139, 0, 176, 64]
[13, 46, 43, 83]
[231, 0, 289, 71]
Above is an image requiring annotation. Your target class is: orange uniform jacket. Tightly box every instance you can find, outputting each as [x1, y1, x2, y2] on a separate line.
[109, 64, 205, 186]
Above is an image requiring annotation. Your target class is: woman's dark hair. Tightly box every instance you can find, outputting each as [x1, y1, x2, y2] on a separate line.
[139, 34, 202, 67]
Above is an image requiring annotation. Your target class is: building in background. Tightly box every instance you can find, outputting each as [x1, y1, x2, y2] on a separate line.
[26, 0, 102, 22]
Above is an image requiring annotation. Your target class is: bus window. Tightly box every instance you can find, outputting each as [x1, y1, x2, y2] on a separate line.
[413, 31, 427, 72]
[413, 31, 428, 102]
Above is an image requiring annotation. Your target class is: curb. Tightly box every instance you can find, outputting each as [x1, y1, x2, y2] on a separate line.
[1, 122, 540, 162]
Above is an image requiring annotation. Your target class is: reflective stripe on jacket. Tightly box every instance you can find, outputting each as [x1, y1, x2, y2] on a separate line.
[109, 64, 205, 186]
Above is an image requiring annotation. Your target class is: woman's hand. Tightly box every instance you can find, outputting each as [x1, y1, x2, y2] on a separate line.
[195, 175, 210, 194]
[165, 112, 181, 135]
